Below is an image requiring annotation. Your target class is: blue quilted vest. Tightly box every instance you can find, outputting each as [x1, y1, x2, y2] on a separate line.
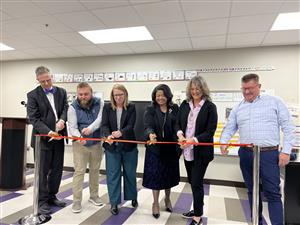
[71, 97, 101, 146]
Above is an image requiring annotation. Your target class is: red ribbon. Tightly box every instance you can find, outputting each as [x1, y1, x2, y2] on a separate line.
[36, 134, 253, 147]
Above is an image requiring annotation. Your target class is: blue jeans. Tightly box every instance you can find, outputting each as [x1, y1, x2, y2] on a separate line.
[239, 147, 283, 225]
[105, 146, 138, 205]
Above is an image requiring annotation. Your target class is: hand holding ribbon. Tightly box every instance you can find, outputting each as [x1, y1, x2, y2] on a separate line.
[48, 131, 63, 142]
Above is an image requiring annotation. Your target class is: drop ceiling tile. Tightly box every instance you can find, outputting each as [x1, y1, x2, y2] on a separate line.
[187, 18, 228, 37]
[22, 15, 73, 34]
[1, 50, 35, 61]
[80, 0, 130, 10]
[44, 46, 84, 57]
[181, 1, 231, 21]
[263, 30, 300, 45]
[49, 32, 92, 46]
[22, 48, 59, 58]
[22, 34, 65, 48]
[158, 38, 192, 51]
[70, 45, 107, 56]
[33, 1, 86, 14]
[1, 1, 47, 18]
[148, 22, 189, 39]
[92, 6, 143, 28]
[1, 19, 42, 36]
[0, 38, 36, 50]
[0, 11, 13, 21]
[126, 40, 162, 53]
[279, 1, 300, 13]
[54, 11, 106, 31]
[228, 14, 278, 34]
[134, 1, 184, 24]
[231, 1, 283, 17]
[227, 32, 266, 48]
[129, 0, 162, 4]
[191, 35, 226, 50]
[99, 43, 135, 54]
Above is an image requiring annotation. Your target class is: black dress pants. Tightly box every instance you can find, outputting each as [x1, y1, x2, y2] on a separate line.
[184, 159, 209, 217]
[36, 140, 65, 206]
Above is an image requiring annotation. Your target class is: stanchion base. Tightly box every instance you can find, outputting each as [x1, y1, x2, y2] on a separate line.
[18, 214, 51, 225]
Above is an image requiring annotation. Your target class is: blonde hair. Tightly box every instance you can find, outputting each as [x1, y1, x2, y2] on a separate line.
[110, 84, 129, 110]
[186, 75, 211, 102]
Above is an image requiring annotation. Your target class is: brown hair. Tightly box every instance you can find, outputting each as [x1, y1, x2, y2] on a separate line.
[77, 82, 93, 92]
[241, 73, 259, 83]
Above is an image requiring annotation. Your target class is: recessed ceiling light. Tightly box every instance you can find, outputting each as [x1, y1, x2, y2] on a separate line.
[79, 26, 153, 44]
[271, 12, 300, 31]
[0, 43, 15, 51]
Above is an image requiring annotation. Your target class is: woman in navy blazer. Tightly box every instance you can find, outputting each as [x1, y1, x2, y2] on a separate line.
[101, 84, 138, 215]
[176, 76, 218, 225]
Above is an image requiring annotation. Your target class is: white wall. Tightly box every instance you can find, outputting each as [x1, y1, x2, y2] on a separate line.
[1, 45, 299, 182]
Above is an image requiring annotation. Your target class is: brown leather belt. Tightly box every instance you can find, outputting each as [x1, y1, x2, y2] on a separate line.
[259, 146, 278, 151]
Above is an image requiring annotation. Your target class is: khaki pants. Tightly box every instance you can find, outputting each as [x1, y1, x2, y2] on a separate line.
[72, 142, 103, 203]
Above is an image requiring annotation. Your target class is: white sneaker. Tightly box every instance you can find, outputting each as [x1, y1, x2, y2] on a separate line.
[72, 202, 82, 213]
[89, 196, 103, 206]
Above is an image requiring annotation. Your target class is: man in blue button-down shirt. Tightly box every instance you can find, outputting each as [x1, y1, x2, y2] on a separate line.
[220, 73, 295, 225]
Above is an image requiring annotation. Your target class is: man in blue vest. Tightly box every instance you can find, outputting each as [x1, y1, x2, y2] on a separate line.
[68, 82, 104, 213]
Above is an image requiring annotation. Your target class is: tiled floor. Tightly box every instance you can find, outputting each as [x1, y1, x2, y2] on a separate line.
[0, 169, 271, 225]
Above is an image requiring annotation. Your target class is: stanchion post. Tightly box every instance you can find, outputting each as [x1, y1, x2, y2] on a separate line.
[18, 136, 51, 225]
[252, 145, 260, 225]
[33, 135, 40, 217]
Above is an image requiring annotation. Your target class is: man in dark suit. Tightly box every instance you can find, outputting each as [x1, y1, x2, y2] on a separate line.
[27, 66, 68, 215]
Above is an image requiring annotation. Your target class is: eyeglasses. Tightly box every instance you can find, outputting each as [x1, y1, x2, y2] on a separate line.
[113, 93, 124, 97]
[241, 84, 259, 92]
[39, 79, 52, 84]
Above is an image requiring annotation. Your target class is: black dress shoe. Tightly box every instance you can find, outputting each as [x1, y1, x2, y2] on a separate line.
[38, 203, 51, 215]
[110, 205, 119, 215]
[182, 210, 195, 218]
[152, 203, 160, 219]
[48, 198, 66, 207]
[131, 200, 138, 208]
[189, 218, 202, 225]
[164, 198, 172, 212]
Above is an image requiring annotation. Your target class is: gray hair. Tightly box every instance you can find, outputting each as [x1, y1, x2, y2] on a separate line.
[35, 66, 50, 78]
[186, 75, 211, 102]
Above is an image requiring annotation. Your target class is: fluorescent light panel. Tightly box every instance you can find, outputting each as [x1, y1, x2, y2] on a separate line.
[0, 43, 15, 51]
[271, 12, 300, 31]
[79, 26, 153, 44]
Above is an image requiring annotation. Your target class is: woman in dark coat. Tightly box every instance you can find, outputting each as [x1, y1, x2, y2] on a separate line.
[142, 84, 180, 219]
[176, 75, 218, 225]
[101, 84, 138, 215]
